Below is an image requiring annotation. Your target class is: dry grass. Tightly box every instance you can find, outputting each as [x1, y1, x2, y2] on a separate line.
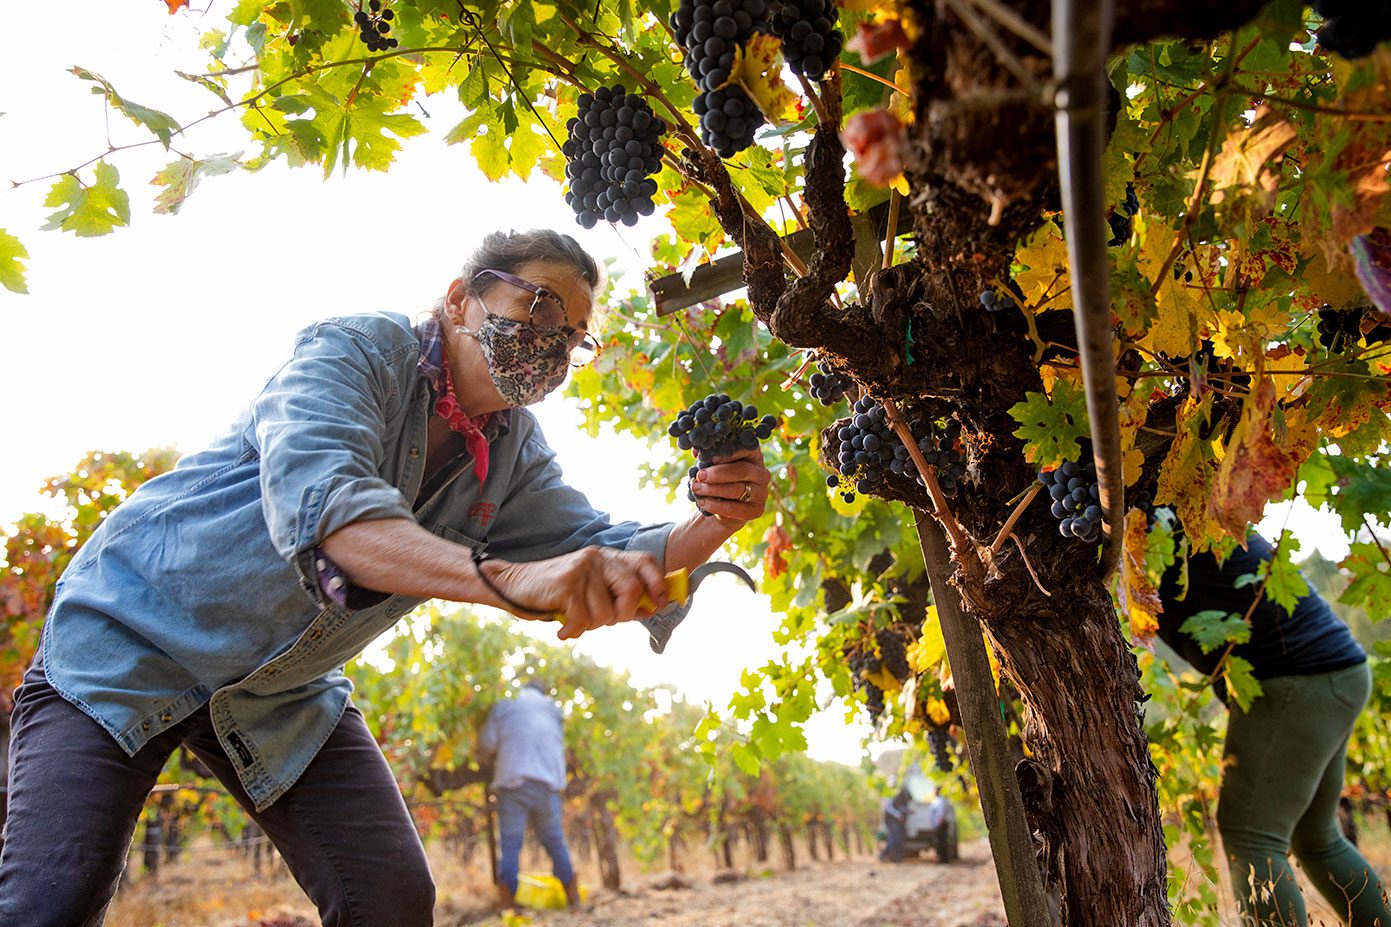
[1167, 814, 1391, 926]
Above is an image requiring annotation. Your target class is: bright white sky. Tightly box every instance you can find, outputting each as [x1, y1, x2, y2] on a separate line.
[0, 2, 1354, 767]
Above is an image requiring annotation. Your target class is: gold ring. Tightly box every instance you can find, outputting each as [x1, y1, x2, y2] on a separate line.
[739, 483, 753, 503]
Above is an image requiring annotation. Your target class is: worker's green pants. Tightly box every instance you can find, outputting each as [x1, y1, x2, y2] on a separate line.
[1218, 661, 1390, 926]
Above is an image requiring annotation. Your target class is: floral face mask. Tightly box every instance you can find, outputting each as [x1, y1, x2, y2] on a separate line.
[462, 314, 571, 407]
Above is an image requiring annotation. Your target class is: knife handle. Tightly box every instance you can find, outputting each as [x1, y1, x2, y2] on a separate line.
[547, 568, 689, 623]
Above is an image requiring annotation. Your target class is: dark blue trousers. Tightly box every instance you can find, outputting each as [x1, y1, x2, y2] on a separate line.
[0, 660, 435, 927]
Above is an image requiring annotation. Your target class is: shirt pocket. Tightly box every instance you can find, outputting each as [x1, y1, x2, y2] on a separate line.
[431, 522, 487, 550]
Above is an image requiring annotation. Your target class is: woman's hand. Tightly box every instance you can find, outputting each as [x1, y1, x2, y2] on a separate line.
[488, 547, 670, 640]
[689, 446, 771, 530]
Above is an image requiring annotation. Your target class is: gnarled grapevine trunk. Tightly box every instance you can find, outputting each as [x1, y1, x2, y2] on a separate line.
[699, 0, 1266, 920]
[588, 795, 622, 890]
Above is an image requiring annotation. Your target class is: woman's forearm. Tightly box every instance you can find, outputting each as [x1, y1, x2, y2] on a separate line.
[663, 510, 743, 574]
[319, 517, 505, 607]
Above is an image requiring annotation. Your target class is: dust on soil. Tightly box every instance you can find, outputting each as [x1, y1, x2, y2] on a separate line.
[458, 843, 1004, 927]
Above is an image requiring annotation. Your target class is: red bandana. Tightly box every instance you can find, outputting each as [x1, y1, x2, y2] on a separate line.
[435, 347, 492, 483]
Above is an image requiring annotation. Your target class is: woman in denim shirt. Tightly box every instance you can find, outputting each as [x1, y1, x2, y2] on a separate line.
[0, 230, 771, 927]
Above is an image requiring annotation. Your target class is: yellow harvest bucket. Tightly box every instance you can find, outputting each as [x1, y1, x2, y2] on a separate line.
[513, 873, 586, 910]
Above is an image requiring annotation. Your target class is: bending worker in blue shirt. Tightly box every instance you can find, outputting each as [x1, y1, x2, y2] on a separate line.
[480, 679, 577, 910]
[0, 229, 772, 927]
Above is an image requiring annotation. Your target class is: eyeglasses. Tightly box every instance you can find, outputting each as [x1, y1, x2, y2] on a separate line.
[473, 268, 601, 367]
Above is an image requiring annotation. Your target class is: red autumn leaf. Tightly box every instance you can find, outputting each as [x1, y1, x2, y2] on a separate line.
[841, 108, 905, 186]
[762, 523, 792, 579]
[1208, 378, 1297, 538]
[846, 20, 910, 65]
[164, 0, 189, 12]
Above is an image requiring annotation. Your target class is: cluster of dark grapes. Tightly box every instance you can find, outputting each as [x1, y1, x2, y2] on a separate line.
[1313, 0, 1391, 60]
[562, 85, 666, 229]
[770, 0, 843, 81]
[1107, 183, 1140, 247]
[927, 726, 956, 773]
[1129, 487, 1160, 530]
[1316, 305, 1365, 354]
[667, 393, 778, 510]
[354, 0, 397, 51]
[828, 399, 966, 503]
[1041, 459, 1102, 543]
[876, 626, 911, 683]
[670, 0, 771, 156]
[808, 358, 853, 405]
[691, 84, 766, 159]
[845, 646, 886, 724]
[978, 287, 1018, 314]
[978, 277, 1025, 314]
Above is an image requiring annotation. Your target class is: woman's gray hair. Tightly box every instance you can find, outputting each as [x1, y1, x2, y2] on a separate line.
[460, 229, 604, 300]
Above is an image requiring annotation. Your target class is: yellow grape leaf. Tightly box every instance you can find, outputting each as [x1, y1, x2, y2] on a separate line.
[1013, 220, 1071, 311]
[1208, 378, 1297, 538]
[925, 698, 951, 727]
[982, 631, 1001, 687]
[867, 666, 901, 694]
[623, 353, 656, 395]
[1276, 403, 1321, 476]
[908, 605, 945, 673]
[1205, 106, 1297, 216]
[1156, 395, 1223, 548]
[1118, 509, 1162, 643]
[1264, 344, 1312, 406]
[829, 484, 869, 516]
[728, 34, 800, 126]
[1301, 242, 1369, 310]
[1118, 382, 1150, 487]
[1137, 241, 1202, 359]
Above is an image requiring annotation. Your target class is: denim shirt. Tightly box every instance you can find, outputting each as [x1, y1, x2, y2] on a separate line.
[478, 687, 567, 793]
[41, 312, 673, 811]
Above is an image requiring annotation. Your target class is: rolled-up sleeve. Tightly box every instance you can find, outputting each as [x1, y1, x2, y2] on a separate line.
[251, 321, 415, 605]
[488, 424, 674, 567]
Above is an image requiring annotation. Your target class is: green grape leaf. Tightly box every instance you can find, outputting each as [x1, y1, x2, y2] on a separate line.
[1339, 542, 1391, 617]
[151, 153, 244, 215]
[70, 67, 182, 148]
[0, 229, 30, 294]
[730, 741, 760, 776]
[1223, 656, 1264, 713]
[41, 163, 132, 237]
[326, 92, 428, 176]
[1179, 610, 1251, 654]
[1304, 357, 1391, 445]
[1008, 378, 1091, 467]
[1260, 532, 1309, 616]
[1111, 256, 1159, 337]
[1302, 455, 1391, 535]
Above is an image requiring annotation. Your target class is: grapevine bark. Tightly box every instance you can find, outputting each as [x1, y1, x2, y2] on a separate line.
[709, 1, 1267, 923]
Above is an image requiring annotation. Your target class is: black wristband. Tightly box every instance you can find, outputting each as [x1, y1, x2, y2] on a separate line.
[470, 548, 547, 616]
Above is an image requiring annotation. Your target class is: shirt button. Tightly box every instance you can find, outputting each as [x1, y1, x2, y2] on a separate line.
[316, 558, 327, 571]
[309, 627, 324, 640]
[329, 576, 345, 591]
[142, 720, 151, 731]
[410, 447, 420, 459]
[161, 713, 173, 723]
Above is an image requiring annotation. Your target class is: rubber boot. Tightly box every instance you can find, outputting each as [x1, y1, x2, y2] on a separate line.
[564, 878, 584, 912]
[497, 884, 517, 912]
